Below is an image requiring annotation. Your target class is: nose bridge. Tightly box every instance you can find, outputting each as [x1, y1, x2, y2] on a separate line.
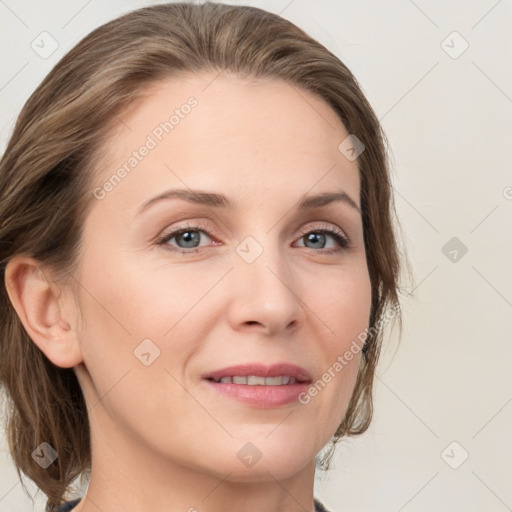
[229, 228, 302, 333]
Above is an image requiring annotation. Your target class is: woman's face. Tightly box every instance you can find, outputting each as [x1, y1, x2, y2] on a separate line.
[71, 72, 372, 480]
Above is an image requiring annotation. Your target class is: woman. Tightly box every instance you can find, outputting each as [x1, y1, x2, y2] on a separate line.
[0, 3, 404, 511]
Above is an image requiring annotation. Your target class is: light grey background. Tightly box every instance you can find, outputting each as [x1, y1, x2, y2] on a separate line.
[1, 1, 511, 511]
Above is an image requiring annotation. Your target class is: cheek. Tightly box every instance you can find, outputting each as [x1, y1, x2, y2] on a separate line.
[304, 263, 371, 414]
[314, 263, 372, 343]
[74, 245, 225, 399]
[78, 243, 214, 340]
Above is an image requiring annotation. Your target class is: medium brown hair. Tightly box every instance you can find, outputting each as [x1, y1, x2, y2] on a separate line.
[0, 2, 407, 510]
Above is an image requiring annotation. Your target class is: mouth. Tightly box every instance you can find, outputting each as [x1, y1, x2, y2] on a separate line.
[206, 375, 302, 385]
[202, 362, 312, 384]
[202, 363, 312, 408]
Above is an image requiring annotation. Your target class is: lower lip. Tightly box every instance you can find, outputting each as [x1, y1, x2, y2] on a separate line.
[203, 379, 311, 408]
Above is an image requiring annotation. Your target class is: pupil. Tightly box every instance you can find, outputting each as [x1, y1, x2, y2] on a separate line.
[306, 232, 325, 248]
[178, 231, 200, 248]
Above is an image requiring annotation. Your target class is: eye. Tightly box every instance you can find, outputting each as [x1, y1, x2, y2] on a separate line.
[294, 224, 350, 254]
[157, 222, 350, 254]
[157, 222, 217, 253]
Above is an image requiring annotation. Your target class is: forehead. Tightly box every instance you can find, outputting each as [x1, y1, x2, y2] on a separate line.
[92, 72, 360, 208]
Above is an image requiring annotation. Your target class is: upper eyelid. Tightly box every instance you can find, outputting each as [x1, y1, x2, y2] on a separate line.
[159, 221, 349, 245]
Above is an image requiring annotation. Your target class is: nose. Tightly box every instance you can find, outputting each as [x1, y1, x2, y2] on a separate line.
[225, 237, 305, 336]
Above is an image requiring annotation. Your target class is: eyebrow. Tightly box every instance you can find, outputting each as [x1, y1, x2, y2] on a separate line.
[135, 188, 361, 217]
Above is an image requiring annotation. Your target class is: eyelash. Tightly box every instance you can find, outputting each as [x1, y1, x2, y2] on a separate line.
[156, 221, 351, 255]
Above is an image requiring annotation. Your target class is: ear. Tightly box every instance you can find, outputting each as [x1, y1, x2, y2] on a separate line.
[4, 255, 83, 368]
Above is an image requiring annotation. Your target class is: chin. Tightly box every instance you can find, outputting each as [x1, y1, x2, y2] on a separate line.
[205, 438, 317, 482]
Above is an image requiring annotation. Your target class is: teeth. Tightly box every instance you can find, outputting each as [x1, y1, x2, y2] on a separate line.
[247, 376, 266, 385]
[215, 375, 297, 385]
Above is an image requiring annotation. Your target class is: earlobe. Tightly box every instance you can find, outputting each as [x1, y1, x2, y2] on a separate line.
[4, 256, 83, 369]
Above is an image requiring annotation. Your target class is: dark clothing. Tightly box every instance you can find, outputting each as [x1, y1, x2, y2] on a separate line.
[55, 500, 81, 512]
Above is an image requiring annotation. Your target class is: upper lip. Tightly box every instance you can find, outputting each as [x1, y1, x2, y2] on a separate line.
[203, 363, 312, 383]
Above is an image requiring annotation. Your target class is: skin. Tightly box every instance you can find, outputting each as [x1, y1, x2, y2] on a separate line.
[5, 72, 372, 512]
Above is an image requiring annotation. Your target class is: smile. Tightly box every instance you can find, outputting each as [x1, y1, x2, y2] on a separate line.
[209, 375, 297, 385]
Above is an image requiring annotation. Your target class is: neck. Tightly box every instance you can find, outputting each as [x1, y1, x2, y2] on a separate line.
[72, 401, 318, 512]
